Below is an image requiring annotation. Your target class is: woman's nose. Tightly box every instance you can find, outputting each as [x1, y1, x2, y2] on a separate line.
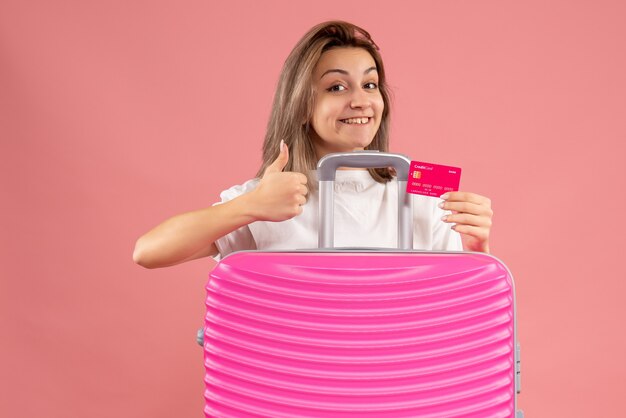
[350, 89, 371, 109]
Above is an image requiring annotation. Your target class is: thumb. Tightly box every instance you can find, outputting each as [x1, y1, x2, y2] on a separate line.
[264, 139, 289, 175]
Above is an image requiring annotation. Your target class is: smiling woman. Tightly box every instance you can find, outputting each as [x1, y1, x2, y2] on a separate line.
[133, 20, 493, 270]
[253, 20, 395, 194]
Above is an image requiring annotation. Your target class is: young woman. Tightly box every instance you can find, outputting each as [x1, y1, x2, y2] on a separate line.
[133, 21, 493, 268]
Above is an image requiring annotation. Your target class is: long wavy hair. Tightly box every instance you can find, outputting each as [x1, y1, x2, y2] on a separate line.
[255, 21, 394, 199]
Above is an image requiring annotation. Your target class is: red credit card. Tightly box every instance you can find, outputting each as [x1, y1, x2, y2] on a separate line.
[406, 160, 462, 197]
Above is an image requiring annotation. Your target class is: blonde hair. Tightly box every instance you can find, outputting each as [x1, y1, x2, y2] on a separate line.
[255, 21, 394, 199]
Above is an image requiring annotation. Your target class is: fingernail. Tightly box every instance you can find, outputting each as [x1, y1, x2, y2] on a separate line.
[280, 139, 285, 153]
[438, 202, 445, 209]
[441, 215, 448, 221]
[441, 193, 449, 200]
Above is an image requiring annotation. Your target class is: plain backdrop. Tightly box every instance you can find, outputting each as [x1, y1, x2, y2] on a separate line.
[2, 1, 625, 417]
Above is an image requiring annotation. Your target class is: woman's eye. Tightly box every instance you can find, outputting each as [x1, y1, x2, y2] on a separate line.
[365, 82, 378, 89]
[327, 84, 346, 92]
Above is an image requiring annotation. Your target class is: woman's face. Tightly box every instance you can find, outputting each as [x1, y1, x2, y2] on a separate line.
[309, 47, 384, 158]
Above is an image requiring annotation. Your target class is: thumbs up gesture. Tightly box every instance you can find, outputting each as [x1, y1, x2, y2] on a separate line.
[249, 140, 309, 222]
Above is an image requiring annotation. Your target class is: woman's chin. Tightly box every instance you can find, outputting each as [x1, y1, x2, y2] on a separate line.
[352, 136, 375, 149]
[338, 132, 373, 145]
[315, 135, 376, 154]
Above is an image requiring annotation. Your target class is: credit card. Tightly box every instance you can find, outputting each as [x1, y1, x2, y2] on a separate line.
[406, 161, 462, 198]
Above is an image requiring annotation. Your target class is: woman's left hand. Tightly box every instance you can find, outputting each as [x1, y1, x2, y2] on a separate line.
[439, 192, 493, 253]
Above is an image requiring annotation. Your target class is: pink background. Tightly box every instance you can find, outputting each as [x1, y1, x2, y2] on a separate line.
[2, 1, 624, 417]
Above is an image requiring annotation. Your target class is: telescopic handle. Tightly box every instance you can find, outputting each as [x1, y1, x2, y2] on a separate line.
[316, 151, 413, 249]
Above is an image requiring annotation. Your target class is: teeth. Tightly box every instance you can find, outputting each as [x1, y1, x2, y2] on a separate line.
[341, 117, 369, 124]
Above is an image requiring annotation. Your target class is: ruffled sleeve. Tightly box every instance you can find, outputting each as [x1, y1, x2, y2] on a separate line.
[210, 179, 260, 261]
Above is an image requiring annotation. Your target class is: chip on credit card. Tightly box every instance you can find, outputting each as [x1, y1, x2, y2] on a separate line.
[406, 161, 462, 198]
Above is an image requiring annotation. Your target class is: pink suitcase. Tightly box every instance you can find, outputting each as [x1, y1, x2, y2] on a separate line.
[203, 152, 522, 417]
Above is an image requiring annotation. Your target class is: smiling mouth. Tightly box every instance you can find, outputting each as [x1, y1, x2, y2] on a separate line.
[340, 117, 371, 125]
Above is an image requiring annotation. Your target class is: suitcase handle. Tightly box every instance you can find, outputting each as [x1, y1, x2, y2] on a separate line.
[316, 151, 413, 249]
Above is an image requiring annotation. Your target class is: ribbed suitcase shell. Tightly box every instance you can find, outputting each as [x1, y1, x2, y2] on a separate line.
[204, 250, 518, 417]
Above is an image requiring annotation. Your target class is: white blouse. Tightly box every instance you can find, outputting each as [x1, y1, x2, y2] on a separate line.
[212, 170, 462, 261]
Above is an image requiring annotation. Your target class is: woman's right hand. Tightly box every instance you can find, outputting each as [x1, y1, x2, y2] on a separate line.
[248, 140, 308, 222]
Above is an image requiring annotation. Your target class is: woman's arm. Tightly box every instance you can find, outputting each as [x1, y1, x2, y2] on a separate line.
[133, 140, 308, 268]
[132, 193, 257, 268]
